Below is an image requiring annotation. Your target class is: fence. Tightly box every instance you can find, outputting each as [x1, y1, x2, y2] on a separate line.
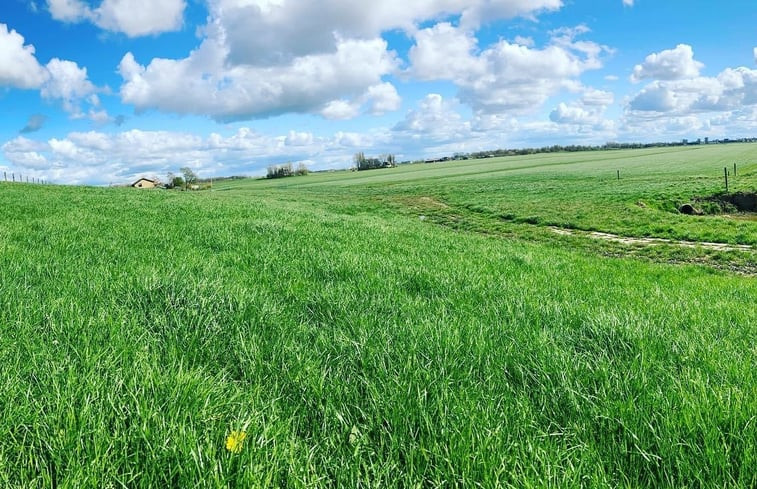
[2, 171, 47, 185]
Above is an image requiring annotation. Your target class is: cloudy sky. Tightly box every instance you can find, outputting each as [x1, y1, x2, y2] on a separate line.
[1, 0, 756, 184]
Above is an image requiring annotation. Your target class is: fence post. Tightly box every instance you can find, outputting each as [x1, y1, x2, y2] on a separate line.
[724, 167, 729, 193]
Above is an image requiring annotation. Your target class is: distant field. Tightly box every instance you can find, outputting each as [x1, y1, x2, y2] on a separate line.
[0, 145, 755, 487]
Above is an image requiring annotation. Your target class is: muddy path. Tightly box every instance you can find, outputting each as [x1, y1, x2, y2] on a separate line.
[549, 227, 754, 252]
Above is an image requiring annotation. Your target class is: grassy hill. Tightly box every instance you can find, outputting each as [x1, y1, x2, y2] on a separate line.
[1, 145, 755, 487]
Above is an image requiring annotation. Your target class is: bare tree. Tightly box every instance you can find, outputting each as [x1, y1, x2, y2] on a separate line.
[180, 167, 197, 190]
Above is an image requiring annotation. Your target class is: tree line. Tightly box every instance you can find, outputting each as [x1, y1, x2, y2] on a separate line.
[353, 152, 396, 171]
[164, 167, 199, 189]
[266, 162, 309, 179]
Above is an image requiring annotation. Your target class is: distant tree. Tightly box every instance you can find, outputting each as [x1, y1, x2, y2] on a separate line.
[180, 167, 198, 190]
[295, 162, 309, 176]
[166, 172, 176, 188]
[266, 163, 295, 179]
[353, 152, 366, 170]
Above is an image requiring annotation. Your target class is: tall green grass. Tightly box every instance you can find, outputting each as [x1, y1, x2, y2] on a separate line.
[0, 146, 755, 487]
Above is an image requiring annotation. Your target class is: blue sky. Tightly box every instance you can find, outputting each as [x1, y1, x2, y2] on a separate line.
[1, 0, 756, 184]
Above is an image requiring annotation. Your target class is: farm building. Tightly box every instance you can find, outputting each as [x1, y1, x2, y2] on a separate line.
[131, 178, 157, 189]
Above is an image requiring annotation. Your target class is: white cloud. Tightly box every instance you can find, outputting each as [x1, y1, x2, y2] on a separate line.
[119, 36, 399, 121]
[319, 82, 401, 120]
[0, 24, 103, 120]
[96, 0, 186, 37]
[409, 23, 481, 80]
[115, 0, 566, 122]
[47, 0, 186, 37]
[513, 36, 535, 47]
[284, 130, 314, 147]
[623, 0, 633, 6]
[320, 100, 362, 120]
[42, 58, 97, 115]
[0, 24, 49, 89]
[550, 103, 596, 124]
[548, 86, 614, 131]
[212, 0, 562, 65]
[393, 94, 469, 141]
[2, 137, 51, 170]
[392, 93, 616, 155]
[631, 44, 704, 82]
[628, 68, 757, 115]
[409, 23, 608, 114]
[0, 95, 617, 185]
[1, 127, 392, 184]
[366, 82, 402, 115]
[46, 0, 89, 21]
[4, 151, 50, 170]
[581, 88, 614, 106]
[622, 63, 757, 143]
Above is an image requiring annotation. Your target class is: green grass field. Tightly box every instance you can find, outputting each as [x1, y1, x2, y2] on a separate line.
[1, 145, 755, 487]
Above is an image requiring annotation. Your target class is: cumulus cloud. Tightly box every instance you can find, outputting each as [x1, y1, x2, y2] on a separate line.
[622, 60, 757, 144]
[1, 127, 391, 184]
[548, 86, 614, 133]
[320, 100, 362, 121]
[46, 0, 186, 37]
[550, 103, 596, 124]
[2, 136, 51, 170]
[115, 0, 566, 122]
[409, 23, 609, 114]
[628, 67, 757, 115]
[212, 0, 562, 65]
[0, 24, 103, 120]
[319, 82, 401, 120]
[2, 93, 623, 185]
[390, 92, 615, 157]
[46, 0, 89, 22]
[393, 94, 470, 141]
[0, 24, 49, 89]
[365, 82, 402, 115]
[119, 36, 400, 121]
[631, 44, 704, 82]
[41, 58, 98, 115]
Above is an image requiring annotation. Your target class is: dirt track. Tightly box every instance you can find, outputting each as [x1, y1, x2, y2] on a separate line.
[550, 227, 754, 252]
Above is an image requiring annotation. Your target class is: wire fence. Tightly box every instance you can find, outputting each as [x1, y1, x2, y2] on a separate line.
[2, 171, 48, 185]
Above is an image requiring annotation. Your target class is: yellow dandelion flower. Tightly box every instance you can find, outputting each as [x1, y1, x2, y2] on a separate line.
[225, 430, 247, 453]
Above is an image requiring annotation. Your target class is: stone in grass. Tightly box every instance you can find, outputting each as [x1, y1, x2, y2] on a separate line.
[678, 203, 701, 215]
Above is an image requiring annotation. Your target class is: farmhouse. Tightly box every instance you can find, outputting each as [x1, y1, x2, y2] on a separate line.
[131, 178, 157, 189]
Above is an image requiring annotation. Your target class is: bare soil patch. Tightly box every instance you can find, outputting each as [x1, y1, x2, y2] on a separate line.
[550, 227, 754, 252]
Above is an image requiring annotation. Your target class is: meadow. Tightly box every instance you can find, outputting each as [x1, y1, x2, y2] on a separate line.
[0, 144, 755, 487]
